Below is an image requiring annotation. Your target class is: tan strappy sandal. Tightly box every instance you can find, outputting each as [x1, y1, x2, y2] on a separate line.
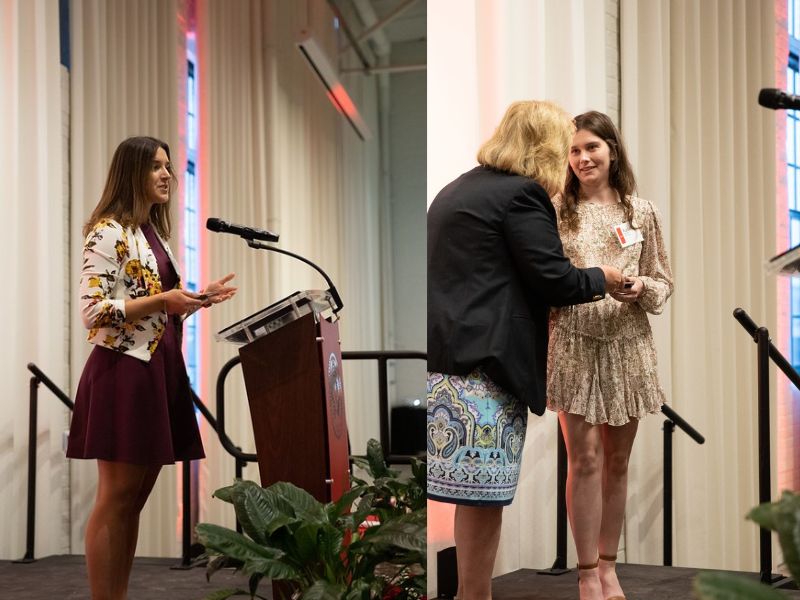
[578, 559, 599, 571]
[577, 559, 600, 600]
[598, 553, 625, 600]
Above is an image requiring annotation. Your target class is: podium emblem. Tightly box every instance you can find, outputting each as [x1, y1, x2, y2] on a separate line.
[327, 353, 344, 439]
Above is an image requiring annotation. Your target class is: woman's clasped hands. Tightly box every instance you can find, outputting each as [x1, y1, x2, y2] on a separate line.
[610, 276, 644, 303]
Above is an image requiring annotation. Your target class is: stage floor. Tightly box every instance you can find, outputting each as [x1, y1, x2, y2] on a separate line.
[479, 563, 800, 599]
[4, 556, 799, 599]
[0, 555, 267, 600]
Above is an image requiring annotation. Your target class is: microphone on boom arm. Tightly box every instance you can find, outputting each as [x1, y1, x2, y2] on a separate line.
[758, 88, 800, 110]
[206, 217, 280, 243]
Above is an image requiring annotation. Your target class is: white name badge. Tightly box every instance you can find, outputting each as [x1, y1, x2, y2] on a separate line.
[613, 222, 644, 248]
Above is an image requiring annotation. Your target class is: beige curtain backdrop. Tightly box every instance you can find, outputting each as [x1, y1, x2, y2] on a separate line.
[427, 0, 614, 206]
[427, 0, 619, 589]
[196, 0, 383, 529]
[69, 0, 184, 556]
[0, 0, 69, 559]
[620, 0, 778, 570]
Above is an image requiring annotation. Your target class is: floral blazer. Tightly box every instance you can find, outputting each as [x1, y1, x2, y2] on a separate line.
[79, 218, 181, 361]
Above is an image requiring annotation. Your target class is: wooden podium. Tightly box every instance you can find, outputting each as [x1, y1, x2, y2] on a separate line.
[219, 291, 349, 503]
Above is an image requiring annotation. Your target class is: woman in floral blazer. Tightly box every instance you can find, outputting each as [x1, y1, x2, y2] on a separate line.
[81, 217, 182, 359]
[67, 136, 237, 599]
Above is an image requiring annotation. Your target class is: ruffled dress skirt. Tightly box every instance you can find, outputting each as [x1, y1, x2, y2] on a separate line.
[427, 369, 528, 506]
[546, 298, 665, 426]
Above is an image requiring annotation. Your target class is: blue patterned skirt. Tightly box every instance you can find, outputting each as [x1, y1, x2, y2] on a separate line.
[427, 370, 528, 506]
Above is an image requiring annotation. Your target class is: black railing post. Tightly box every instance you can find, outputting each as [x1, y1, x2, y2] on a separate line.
[17, 377, 39, 563]
[555, 421, 568, 570]
[757, 327, 772, 584]
[171, 460, 193, 569]
[657, 405, 704, 568]
[663, 420, 675, 566]
[18, 364, 74, 564]
[378, 357, 390, 459]
[235, 454, 245, 535]
[538, 420, 569, 576]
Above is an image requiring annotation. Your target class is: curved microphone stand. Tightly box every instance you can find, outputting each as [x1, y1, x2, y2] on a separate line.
[245, 239, 344, 314]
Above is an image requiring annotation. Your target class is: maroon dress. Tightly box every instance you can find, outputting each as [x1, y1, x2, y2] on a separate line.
[67, 224, 205, 465]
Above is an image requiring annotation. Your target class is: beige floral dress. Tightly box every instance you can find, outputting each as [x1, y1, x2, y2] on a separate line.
[547, 195, 673, 425]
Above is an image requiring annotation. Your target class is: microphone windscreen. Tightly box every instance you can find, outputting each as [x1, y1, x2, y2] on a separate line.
[206, 218, 225, 232]
[758, 88, 782, 109]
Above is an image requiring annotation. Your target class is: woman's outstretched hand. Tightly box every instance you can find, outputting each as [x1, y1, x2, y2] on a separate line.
[199, 273, 238, 307]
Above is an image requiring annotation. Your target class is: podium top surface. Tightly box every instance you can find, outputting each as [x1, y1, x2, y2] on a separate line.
[216, 289, 335, 345]
[767, 244, 800, 276]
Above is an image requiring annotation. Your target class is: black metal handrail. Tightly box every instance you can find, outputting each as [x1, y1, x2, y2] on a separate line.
[14, 364, 75, 563]
[661, 404, 705, 566]
[19, 349, 426, 566]
[27, 363, 73, 410]
[342, 350, 427, 465]
[734, 307, 800, 389]
[214, 352, 428, 467]
[214, 356, 258, 464]
[733, 307, 799, 585]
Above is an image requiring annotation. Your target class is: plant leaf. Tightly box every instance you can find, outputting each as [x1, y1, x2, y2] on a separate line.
[748, 491, 800, 583]
[366, 438, 396, 479]
[206, 555, 241, 581]
[197, 523, 284, 564]
[232, 480, 285, 545]
[213, 484, 237, 504]
[346, 493, 376, 534]
[327, 485, 367, 521]
[202, 589, 250, 600]
[317, 525, 345, 567]
[410, 457, 426, 490]
[355, 511, 426, 554]
[243, 557, 304, 581]
[300, 580, 347, 600]
[268, 482, 325, 521]
[694, 572, 787, 599]
[343, 578, 373, 600]
[288, 521, 326, 566]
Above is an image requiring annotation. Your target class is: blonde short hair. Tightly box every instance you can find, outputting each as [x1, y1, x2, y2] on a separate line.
[477, 100, 574, 197]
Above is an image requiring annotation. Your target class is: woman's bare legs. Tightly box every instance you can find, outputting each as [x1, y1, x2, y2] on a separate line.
[560, 412, 604, 600]
[454, 504, 503, 600]
[121, 465, 162, 597]
[597, 420, 639, 599]
[84, 460, 162, 600]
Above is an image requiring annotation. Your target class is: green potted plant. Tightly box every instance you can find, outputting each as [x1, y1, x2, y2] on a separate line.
[694, 491, 800, 598]
[196, 439, 427, 600]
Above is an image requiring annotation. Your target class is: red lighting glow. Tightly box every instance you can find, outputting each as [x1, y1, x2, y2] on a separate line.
[774, 0, 798, 492]
[328, 83, 357, 118]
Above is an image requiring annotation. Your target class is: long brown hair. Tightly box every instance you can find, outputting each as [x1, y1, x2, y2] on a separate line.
[83, 136, 176, 238]
[477, 100, 575, 197]
[561, 111, 637, 231]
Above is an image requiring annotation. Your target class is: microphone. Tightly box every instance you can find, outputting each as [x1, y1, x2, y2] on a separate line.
[758, 88, 800, 110]
[206, 218, 279, 243]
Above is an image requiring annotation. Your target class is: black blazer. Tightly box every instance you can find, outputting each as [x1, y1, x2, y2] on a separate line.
[427, 166, 606, 414]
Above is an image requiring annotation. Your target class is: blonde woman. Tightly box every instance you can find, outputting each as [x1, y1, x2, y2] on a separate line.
[427, 101, 624, 600]
[548, 111, 673, 600]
